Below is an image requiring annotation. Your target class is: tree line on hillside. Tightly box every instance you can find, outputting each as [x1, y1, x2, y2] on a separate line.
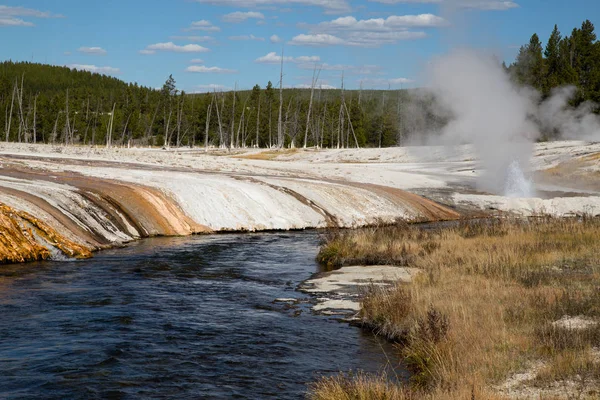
[0, 61, 426, 149]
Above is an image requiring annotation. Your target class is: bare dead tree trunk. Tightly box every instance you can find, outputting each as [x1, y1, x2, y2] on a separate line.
[6, 81, 16, 142]
[231, 83, 236, 149]
[190, 94, 196, 147]
[320, 100, 327, 149]
[51, 111, 60, 144]
[304, 65, 321, 149]
[343, 100, 359, 148]
[379, 89, 385, 148]
[255, 91, 261, 148]
[72, 110, 78, 145]
[164, 110, 173, 148]
[236, 95, 249, 148]
[337, 105, 343, 149]
[106, 103, 116, 148]
[215, 90, 224, 148]
[269, 102, 272, 148]
[291, 100, 301, 148]
[17, 75, 29, 143]
[205, 94, 214, 152]
[278, 47, 284, 148]
[244, 112, 251, 147]
[120, 114, 132, 146]
[64, 89, 71, 146]
[397, 88, 403, 146]
[176, 95, 184, 147]
[315, 85, 322, 147]
[32, 95, 37, 144]
[284, 98, 292, 148]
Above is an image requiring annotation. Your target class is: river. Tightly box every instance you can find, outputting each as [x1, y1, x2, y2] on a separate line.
[0, 232, 399, 399]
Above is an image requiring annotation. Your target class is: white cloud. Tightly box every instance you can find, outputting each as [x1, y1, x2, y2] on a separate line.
[292, 14, 439, 47]
[229, 34, 265, 41]
[222, 11, 265, 23]
[193, 0, 351, 14]
[295, 83, 336, 89]
[255, 52, 320, 64]
[78, 46, 107, 55]
[289, 34, 346, 46]
[0, 5, 63, 27]
[315, 14, 447, 30]
[190, 58, 205, 64]
[346, 31, 427, 46]
[187, 20, 220, 32]
[461, 0, 519, 10]
[0, 5, 64, 18]
[67, 64, 120, 75]
[195, 84, 231, 91]
[0, 17, 33, 26]
[290, 32, 427, 47]
[186, 65, 238, 73]
[270, 34, 282, 43]
[142, 42, 210, 54]
[367, 0, 518, 10]
[170, 35, 214, 42]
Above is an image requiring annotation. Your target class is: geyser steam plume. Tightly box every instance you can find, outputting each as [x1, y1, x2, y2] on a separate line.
[427, 49, 538, 197]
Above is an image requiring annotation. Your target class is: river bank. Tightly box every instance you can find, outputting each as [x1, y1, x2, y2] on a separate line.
[310, 219, 600, 399]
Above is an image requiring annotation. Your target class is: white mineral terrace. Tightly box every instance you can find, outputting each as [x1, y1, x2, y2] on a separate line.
[0, 140, 599, 261]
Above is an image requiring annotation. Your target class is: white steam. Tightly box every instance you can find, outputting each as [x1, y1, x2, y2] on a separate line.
[427, 49, 537, 197]
[538, 86, 600, 141]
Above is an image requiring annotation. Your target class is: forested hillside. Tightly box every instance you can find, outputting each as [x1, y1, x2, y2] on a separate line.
[1, 19, 598, 149]
[508, 19, 600, 106]
[0, 61, 418, 148]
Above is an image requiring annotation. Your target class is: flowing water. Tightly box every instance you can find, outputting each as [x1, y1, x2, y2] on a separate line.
[0, 232, 400, 399]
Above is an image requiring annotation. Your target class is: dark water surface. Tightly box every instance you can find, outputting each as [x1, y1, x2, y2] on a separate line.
[0, 232, 397, 399]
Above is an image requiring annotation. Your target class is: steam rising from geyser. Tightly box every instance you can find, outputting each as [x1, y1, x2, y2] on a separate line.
[428, 49, 537, 197]
[539, 86, 600, 141]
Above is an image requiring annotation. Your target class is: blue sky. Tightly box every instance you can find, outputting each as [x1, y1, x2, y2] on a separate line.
[1, 0, 598, 92]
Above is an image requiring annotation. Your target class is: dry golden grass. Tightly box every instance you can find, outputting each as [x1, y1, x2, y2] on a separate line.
[312, 218, 600, 399]
[308, 372, 411, 400]
[234, 148, 299, 161]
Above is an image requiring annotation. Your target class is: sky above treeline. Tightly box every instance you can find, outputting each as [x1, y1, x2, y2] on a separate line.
[0, 0, 598, 92]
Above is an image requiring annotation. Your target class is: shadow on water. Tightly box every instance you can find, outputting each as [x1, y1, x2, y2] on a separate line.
[0, 231, 403, 399]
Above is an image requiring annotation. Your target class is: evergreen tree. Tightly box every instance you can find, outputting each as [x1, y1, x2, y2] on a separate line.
[544, 25, 562, 92]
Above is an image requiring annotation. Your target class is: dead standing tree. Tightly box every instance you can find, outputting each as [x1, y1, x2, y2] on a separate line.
[303, 64, 321, 149]
[204, 93, 214, 152]
[277, 47, 284, 149]
[5, 81, 16, 142]
[106, 103, 116, 148]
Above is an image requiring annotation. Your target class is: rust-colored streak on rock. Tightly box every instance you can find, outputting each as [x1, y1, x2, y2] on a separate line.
[0, 186, 106, 248]
[15, 208, 93, 259]
[348, 182, 461, 222]
[0, 162, 211, 237]
[0, 203, 92, 265]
